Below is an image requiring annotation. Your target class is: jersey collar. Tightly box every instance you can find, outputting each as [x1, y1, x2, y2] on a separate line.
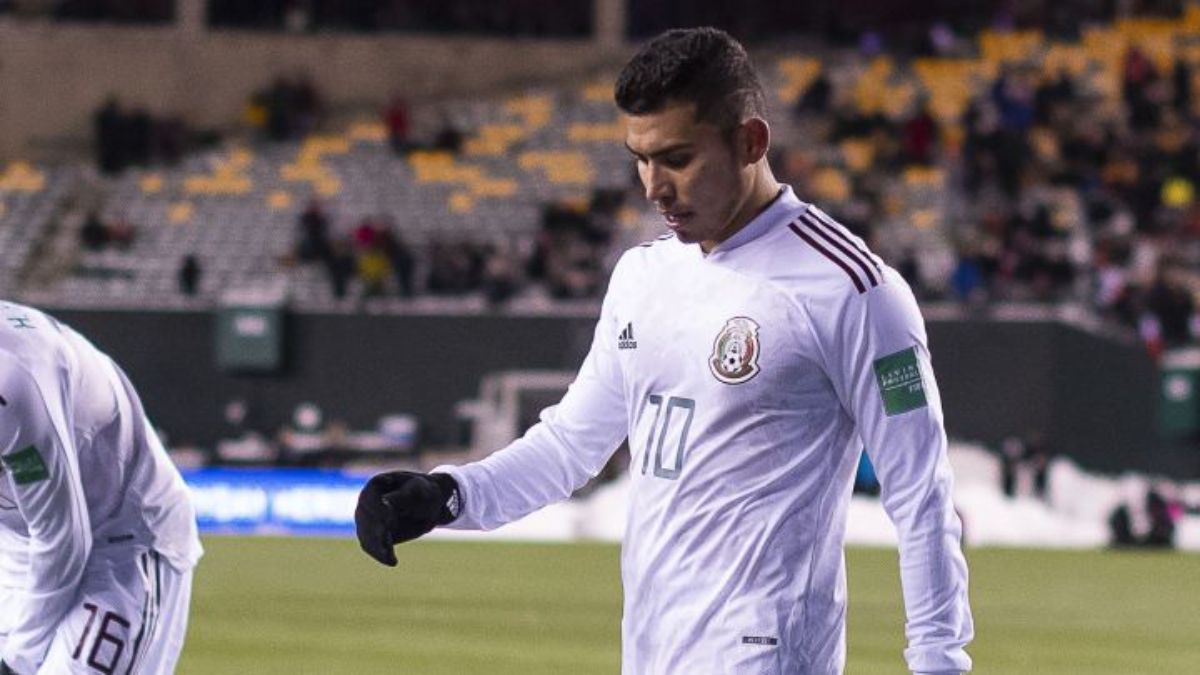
[706, 185, 805, 256]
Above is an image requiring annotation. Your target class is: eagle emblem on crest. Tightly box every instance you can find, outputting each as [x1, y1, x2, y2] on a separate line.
[709, 317, 761, 384]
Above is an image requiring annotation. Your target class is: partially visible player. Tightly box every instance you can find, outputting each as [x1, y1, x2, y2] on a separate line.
[357, 28, 972, 674]
[0, 301, 202, 674]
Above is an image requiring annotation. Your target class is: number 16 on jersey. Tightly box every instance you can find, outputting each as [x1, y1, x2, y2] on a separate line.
[638, 395, 695, 480]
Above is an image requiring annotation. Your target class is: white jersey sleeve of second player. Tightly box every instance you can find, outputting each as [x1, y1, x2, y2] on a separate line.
[806, 268, 974, 674]
[436, 270, 630, 531]
[0, 355, 92, 674]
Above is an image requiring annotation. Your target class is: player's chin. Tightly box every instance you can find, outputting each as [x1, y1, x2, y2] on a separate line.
[667, 224, 699, 243]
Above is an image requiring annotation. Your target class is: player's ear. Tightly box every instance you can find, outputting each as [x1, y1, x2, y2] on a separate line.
[735, 117, 770, 166]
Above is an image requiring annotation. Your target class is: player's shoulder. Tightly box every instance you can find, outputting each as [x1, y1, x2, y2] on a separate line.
[0, 347, 48, 421]
[612, 233, 683, 277]
[0, 301, 79, 376]
[758, 205, 896, 302]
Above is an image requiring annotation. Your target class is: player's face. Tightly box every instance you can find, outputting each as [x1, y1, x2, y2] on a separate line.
[624, 101, 756, 251]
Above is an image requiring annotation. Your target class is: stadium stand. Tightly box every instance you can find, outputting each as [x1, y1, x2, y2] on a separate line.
[5, 6, 1200, 349]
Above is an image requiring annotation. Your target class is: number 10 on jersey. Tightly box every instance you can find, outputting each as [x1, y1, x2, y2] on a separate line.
[638, 395, 695, 480]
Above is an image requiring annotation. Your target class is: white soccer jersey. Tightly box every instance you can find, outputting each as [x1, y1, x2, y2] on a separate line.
[0, 301, 202, 674]
[439, 186, 972, 674]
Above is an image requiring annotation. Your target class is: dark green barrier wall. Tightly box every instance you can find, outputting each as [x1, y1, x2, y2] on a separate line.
[53, 309, 1195, 477]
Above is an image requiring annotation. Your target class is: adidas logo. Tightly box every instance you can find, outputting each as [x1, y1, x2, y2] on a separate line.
[618, 322, 638, 350]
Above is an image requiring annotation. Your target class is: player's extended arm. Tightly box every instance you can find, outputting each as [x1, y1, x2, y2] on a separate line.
[0, 360, 93, 675]
[812, 273, 973, 674]
[355, 267, 630, 565]
[431, 283, 629, 532]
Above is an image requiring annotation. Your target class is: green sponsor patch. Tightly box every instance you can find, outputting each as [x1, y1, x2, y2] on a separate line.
[873, 347, 928, 416]
[2, 445, 50, 485]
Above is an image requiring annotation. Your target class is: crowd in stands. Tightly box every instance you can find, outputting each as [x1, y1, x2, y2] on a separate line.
[774, 14, 1200, 358]
[93, 97, 197, 174]
[288, 190, 622, 306]
[11, 3, 1191, 358]
[244, 76, 323, 143]
[79, 209, 137, 251]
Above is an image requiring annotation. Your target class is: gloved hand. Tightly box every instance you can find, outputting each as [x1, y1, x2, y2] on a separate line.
[355, 471, 460, 567]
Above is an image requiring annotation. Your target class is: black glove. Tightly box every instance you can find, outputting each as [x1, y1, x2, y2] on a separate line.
[355, 471, 460, 567]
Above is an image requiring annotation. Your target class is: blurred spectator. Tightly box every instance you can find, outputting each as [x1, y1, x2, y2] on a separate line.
[178, 254, 201, 296]
[106, 216, 137, 249]
[79, 212, 136, 251]
[796, 69, 832, 114]
[80, 211, 109, 250]
[1109, 483, 1181, 549]
[375, 221, 416, 298]
[998, 432, 1049, 499]
[296, 199, 333, 265]
[94, 97, 124, 174]
[384, 95, 412, 154]
[1144, 267, 1195, 348]
[252, 75, 323, 142]
[902, 102, 939, 165]
[949, 250, 985, 303]
[93, 97, 198, 174]
[327, 240, 356, 300]
[999, 435, 1025, 498]
[354, 220, 393, 298]
[428, 241, 482, 295]
[481, 244, 520, 306]
[1172, 57, 1192, 113]
[433, 116, 465, 154]
[277, 402, 333, 466]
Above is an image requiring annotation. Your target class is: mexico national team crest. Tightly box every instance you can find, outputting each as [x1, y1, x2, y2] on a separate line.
[709, 317, 761, 384]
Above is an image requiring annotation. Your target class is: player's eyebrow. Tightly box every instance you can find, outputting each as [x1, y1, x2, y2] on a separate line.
[624, 141, 692, 162]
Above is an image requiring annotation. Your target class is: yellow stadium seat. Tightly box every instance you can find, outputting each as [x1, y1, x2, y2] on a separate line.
[978, 29, 1045, 64]
[567, 121, 625, 143]
[168, 202, 193, 224]
[267, 190, 293, 210]
[911, 208, 939, 230]
[505, 95, 554, 130]
[449, 191, 475, 213]
[811, 167, 850, 203]
[775, 56, 823, 105]
[139, 174, 164, 194]
[840, 138, 875, 173]
[581, 81, 612, 102]
[903, 166, 945, 187]
[464, 124, 528, 157]
[348, 120, 387, 143]
[0, 161, 46, 192]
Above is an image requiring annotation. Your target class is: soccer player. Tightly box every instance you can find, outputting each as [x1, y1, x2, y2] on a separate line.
[0, 301, 202, 675]
[356, 28, 973, 674]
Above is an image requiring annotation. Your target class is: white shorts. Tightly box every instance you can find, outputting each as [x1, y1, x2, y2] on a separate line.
[35, 550, 193, 675]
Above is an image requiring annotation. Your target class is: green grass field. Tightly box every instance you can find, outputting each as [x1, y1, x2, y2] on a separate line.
[180, 537, 1200, 674]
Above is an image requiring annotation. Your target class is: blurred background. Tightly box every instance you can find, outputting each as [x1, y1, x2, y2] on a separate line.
[1, 1, 1199, 671]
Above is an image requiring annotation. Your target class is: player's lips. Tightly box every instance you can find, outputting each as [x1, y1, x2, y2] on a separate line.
[661, 211, 693, 228]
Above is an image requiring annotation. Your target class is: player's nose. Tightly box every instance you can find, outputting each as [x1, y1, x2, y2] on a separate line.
[643, 163, 674, 203]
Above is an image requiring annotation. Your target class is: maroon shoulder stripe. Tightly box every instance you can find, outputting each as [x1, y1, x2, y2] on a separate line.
[798, 214, 879, 288]
[788, 221, 867, 294]
[809, 208, 883, 276]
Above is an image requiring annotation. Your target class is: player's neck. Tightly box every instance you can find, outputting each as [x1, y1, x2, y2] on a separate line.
[701, 169, 783, 254]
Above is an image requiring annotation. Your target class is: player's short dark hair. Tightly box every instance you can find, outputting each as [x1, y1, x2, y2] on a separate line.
[614, 27, 766, 133]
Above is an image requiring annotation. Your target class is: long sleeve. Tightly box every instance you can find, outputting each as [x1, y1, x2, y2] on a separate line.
[437, 281, 629, 531]
[809, 271, 974, 674]
[0, 359, 92, 675]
